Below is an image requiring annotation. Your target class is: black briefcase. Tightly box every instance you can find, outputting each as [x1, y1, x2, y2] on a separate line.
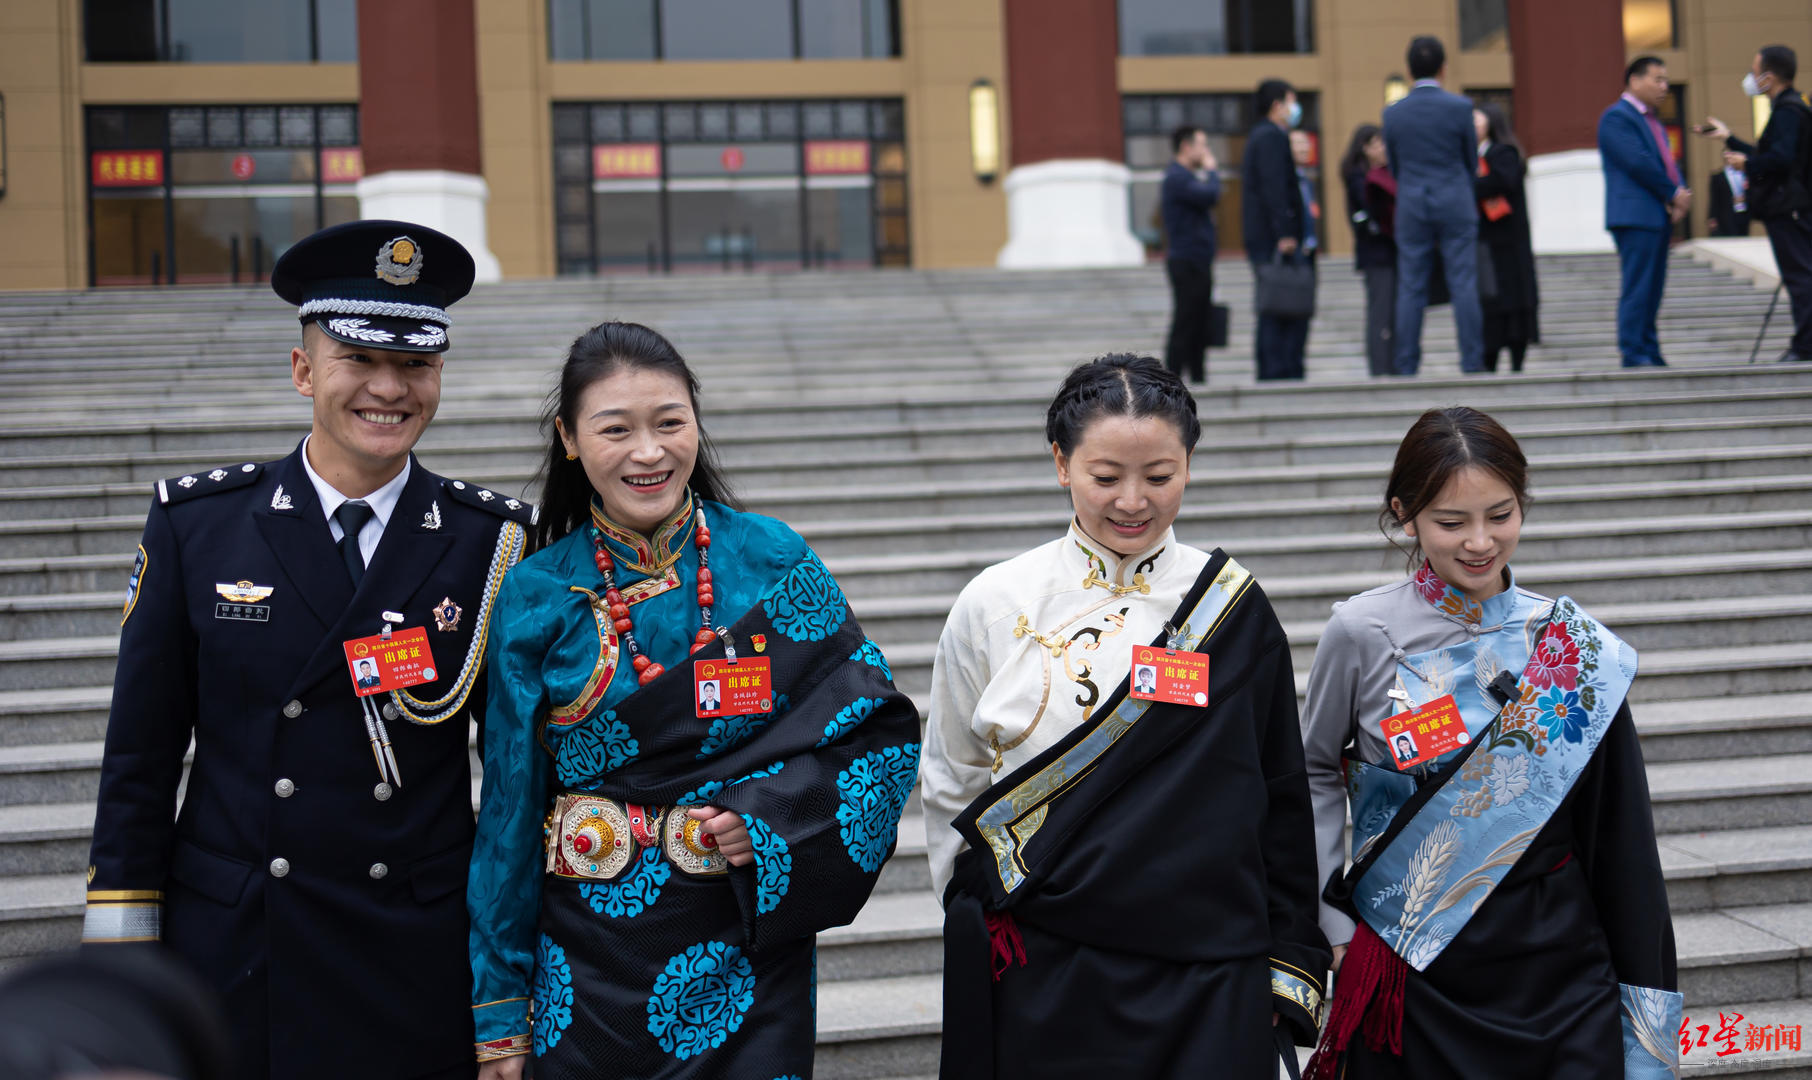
[1208, 303, 1230, 348]
[1254, 255, 1316, 320]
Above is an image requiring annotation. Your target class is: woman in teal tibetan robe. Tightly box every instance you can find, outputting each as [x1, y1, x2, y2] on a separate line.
[466, 322, 918, 1079]
[1301, 407, 1679, 1079]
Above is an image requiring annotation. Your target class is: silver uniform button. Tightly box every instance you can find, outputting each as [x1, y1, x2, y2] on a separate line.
[368, 863, 389, 880]
[373, 782, 394, 801]
[274, 778, 295, 798]
[269, 857, 291, 878]
[381, 702, 399, 721]
[282, 700, 303, 719]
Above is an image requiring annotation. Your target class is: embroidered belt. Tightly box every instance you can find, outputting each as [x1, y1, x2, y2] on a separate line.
[543, 793, 729, 880]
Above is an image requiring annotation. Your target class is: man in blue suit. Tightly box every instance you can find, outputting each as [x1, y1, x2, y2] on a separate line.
[1599, 55, 1690, 367]
[1383, 35, 1484, 375]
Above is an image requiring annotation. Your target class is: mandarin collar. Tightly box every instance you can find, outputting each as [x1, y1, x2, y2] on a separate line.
[587, 491, 697, 579]
[1411, 560, 1521, 629]
[1063, 520, 1175, 589]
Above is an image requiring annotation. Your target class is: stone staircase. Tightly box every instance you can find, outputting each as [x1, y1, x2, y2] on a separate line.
[0, 251, 1810, 1076]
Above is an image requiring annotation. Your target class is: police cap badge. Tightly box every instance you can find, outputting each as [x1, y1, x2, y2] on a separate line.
[271, 219, 475, 354]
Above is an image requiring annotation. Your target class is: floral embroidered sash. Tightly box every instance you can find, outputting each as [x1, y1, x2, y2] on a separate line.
[1346, 597, 1637, 972]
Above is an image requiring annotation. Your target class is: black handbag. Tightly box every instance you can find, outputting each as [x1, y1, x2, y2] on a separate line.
[1254, 254, 1316, 320]
[1208, 303, 1231, 348]
[1477, 243, 1501, 303]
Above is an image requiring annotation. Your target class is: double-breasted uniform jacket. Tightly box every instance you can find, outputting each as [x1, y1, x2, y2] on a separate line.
[84, 442, 533, 1080]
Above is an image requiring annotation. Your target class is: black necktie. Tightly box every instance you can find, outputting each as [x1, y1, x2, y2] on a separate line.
[334, 501, 375, 587]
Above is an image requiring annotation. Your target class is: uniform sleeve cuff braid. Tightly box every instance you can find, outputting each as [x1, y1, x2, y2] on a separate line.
[475, 1033, 531, 1062]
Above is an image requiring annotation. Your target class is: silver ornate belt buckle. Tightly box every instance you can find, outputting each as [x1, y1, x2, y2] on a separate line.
[660, 806, 730, 877]
[550, 794, 635, 880]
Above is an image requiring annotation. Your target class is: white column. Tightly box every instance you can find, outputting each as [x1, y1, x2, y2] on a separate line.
[996, 159, 1145, 269]
[1525, 149, 1616, 255]
[356, 170, 503, 283]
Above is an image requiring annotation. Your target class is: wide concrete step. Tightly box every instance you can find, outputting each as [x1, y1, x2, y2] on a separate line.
[1653, 755, 1812, 834]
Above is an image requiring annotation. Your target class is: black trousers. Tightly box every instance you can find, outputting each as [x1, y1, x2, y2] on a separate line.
[1253, 258, 1313, 381]
[1164, 257, 1215, 381]
[1481, 308, 1532, 372]
[1764, 213, 1812, 357]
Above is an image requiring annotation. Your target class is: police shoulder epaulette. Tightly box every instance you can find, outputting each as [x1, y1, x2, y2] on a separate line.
[441, 479, 538, 525]
[156, 462, 264, 506]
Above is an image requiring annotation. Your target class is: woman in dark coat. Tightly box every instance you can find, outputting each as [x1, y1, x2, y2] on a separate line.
[1473, 104, 1540, 372]
[1342, 125, 1397, 376]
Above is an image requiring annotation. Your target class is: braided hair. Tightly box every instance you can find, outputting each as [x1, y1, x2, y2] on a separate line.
[1044, 354, 1202, 457]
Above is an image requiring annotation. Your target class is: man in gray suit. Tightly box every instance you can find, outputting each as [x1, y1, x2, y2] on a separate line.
[1383, 35, 1485, 374]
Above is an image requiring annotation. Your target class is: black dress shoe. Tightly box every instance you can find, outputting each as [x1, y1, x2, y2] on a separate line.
[1781, 351, 1812, 363]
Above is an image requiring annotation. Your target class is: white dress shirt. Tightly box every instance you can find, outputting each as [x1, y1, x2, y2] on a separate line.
[299, 435, 411, 568]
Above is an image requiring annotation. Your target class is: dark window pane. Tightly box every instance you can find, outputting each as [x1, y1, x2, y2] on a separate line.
[557, 183, 590, 218]
[806, 184, 874, 266]
[836, 101, 868, 137]
[802, 102, 835, 138]
[1458, 0, 1507, 50]
[733, 103, 765, 140]
[165, 0, 311, 62]
[319, 106, 357, 146]
[871, 101, 903, 138]
[548, 0, 587, 59]
[799, 0, 865, 58]
[172, 192, 320, 283]
[1247, 0, 1312, 52]
[170, 108, 207, 148]
[553, 105, 588, 143]
[659, 0, 792, 60]
[555, 144, 590, 181]
[1155, 97, 1185, 134]
[699, 104, 732, 140]
[589, 0, 657, 59]
[1123, 98, 1155, 133]
[316, 0, 359, 61]
[88, 108, 166, 150]
[591, 105, 625, 143]
[207, 108, 242, 147]
[84, 0, 160, 61]
[244, 108, 279, 147]
[1119, 0, 1226, 55]
[767, 104, 798, 139]
[865, 0, 897, 57]
[664, 104, 697, 141]
[279, 106, 315, 146]
[558, 221, 591, 265]
[667, 187, 802, 270]
[593, 190, 664, 271]
[628, 105, 660, 140]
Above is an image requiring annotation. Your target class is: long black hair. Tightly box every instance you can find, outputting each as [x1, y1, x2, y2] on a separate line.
[1044, 354, 1201, 457]
[1340, 123, 1382, 181]
[1380, 406, 1530, 569]
[1476, 103, 1521, 156]
[532, 321, 740, 552]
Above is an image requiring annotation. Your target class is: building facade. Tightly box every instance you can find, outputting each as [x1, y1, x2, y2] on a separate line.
[2, 0, 1806, 289]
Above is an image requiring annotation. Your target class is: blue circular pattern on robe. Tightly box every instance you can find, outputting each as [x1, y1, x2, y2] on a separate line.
[555, 708, 639, 788]
[851, 637, 893, 681]
[835, 742, 921, 872]
[578, 846, 672, 919]
[744, 816, 792, 915]
[533, 933, 575, 1055]
[818, 695, 884, 748]
[645, 940, 757, 1060]
[697, 693, 791, 760]
[763, 553, 847, 642]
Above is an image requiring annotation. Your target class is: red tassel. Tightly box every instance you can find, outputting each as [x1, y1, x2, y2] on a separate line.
[1304, 921, 1407, 1080]
[983, 910, 1028, 982]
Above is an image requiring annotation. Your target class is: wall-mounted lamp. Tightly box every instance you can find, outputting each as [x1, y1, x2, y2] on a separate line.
[1384, 73, 1409, 107]
[969, 79, 1000, 185]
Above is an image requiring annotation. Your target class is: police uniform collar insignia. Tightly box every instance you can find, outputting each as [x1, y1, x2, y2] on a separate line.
[216, 581, 275, 603]
[178, 475, 197, 489]
[271, 484, 294, 511]
[434, 597, 463, 632]
[375, 235, 424, 285]
[208, 468, 228, 482]
[422, 501, 443, 530]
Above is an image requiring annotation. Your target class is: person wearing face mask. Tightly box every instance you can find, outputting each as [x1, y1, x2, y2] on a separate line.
[1698, 45, 1812, 363]
[83, 220, 534, 1080]
[1382, 35, 1487, 376]
[465, 321, 917, 1080]
[1299, 407, 1679, 1080]
[925, 356, 1330, 1080]
[1243, 79, 1313, 380]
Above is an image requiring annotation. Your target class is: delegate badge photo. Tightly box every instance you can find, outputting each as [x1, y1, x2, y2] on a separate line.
[1380, 693, 1467, 771]
[694, 656, 775, 718]
[342, 627, 439, 698]
[1129, 644, 1210, 708]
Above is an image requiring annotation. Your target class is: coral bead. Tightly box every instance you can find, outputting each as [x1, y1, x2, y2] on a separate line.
[694, 629, 717, 645]
[638, 664, 664, 685]
[690, 643, 708, 654]
[608, 603, 630, 621]
[631, 655, 651, 672]
[697, 568, 712, 585]
[698, 591, 714, 607]
[613, 617, 634, 634]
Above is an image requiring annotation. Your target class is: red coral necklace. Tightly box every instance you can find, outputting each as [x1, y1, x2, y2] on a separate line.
[589, 504, 716, 686]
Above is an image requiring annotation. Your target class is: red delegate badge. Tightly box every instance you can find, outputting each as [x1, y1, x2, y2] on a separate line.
[343, 627, 438, 697]
[1381, 694, 1468, 771]
[695, 657, 775, 719]
[1129, 644, 1210, 707]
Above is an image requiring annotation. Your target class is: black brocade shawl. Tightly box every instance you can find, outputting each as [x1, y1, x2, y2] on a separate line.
[941, 552, 1331, 1075]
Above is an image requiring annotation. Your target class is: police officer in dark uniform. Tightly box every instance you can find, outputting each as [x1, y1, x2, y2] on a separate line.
[84, 220, 534, 1080]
